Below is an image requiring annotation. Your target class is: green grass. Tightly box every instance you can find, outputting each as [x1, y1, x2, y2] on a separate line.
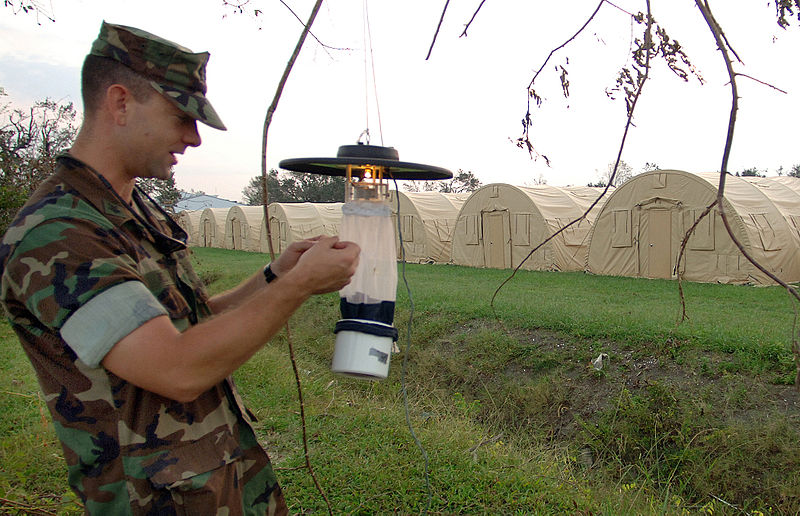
[2, 247, 799, 514]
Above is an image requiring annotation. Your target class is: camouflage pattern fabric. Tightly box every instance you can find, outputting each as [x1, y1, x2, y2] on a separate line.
[90, 21, 226, 131]
[0, 154, 286, 515]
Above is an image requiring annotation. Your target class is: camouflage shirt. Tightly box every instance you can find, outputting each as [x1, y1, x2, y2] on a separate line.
[0, 154, 287, 515]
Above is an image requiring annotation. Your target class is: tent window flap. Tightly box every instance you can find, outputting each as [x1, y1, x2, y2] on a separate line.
[402, 215, 414, 242]
[789, 215, 800, 240]
[611, 210, 632, 248]
[435, 220, 454, 242]
[750, 213, 780, 251]
[683, 209, 715, 251]
[512, 213, 530, 246]
[558, 217, 590, 247]
[462, 215, 480, 245]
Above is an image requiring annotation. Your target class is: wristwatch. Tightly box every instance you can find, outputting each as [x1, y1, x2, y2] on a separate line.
[263, 263, 278, 283]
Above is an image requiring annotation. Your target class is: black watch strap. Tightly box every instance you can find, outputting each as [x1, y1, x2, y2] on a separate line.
[263, 263, 278, 283]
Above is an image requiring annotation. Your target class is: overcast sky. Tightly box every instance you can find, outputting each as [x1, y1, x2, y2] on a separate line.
[1, 0, 798, 202]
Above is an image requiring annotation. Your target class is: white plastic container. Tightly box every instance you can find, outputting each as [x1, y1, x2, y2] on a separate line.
[331, 323, 394, 379]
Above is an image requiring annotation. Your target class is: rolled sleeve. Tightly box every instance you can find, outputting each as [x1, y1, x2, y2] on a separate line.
[60, 281, 168, 367]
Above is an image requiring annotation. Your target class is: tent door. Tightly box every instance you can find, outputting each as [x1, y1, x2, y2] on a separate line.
[645, 209, 672, 279]
[231, 218, 241, 250]
[203, 219, 212, 247]
[269, 219, 283, 253]
[482, 211, 510, 269]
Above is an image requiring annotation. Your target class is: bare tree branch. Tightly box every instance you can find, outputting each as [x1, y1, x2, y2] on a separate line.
[1, 0, 55, 23]
[692, 0, 800, 389]
[257, 1, 334, 512]
[733, 72, 788, 94]
[516, 0, 606, 161]
[460, 0, 488, 38]
[277, 0, 352, 54]
[492, 0, 654, 313]
[604, 1, 634, 17]
[528, 1, 606, 90]
[426, 0, 451, 60]
[675, 199, 718, 323]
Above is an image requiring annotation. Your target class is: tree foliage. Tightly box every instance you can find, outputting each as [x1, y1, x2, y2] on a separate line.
[590, 160, 634, 187]
[776, 0, 800, 28]
[641, 162, 660, 173]
[0, 88, 78, 232]
[736, 167, 766, 178]
[404, 169, 482, 194]
[137, 176, 183, 211]
[242, 169, 345, 205]
[2, 0, 55, 23]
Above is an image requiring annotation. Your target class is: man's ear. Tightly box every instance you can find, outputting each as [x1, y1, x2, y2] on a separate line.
[105, 84, 132, 126]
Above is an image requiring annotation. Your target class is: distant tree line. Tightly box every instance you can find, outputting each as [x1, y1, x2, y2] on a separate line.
[137, 176, 182, 210]
[241, 170, 346, 205]
[404, 169, 482, 194]
[587, 161, 800, 187]
[739, 164, 800, 178]
[241, 168, 483, 205]
[587, 160, 646, 187]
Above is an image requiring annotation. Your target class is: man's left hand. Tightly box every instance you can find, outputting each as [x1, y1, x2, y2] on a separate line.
[269, 236, 322, 277]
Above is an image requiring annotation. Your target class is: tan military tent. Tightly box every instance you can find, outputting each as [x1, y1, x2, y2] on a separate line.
[265, 202, 343, 253]
[198, 208, 228, 248]
[742, 176, 800, 248]
[451, 183, 608, 271]
[174, 209, 202, 246]
[586, 170, 800, 284]
[769, 175, 800, 197]
[389, 191, 470, 263]
[224, 206, 266, 252]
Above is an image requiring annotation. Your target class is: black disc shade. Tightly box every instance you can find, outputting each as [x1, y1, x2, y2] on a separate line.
[279, 144, 453, 181]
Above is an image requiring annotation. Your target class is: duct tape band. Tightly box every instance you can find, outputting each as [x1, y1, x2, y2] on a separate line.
[334, 318, 399, 340]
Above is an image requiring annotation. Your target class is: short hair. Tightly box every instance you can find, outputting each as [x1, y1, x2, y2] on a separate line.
[81, 55, 154, 115]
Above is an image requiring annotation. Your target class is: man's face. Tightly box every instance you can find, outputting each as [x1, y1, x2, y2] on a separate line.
[124, 92, 202, 181]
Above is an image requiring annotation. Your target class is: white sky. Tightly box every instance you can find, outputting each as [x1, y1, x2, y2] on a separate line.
[1, 0, 798, 202]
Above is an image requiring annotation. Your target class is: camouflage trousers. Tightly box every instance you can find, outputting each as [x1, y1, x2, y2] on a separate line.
[142, 459, 288, 516]
[78, 418, 288, 515]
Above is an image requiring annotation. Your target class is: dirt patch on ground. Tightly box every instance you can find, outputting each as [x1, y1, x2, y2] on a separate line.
[432, 321, 800, 443]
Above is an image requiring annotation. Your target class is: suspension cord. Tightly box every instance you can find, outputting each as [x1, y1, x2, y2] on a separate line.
[361, 0, 370, 142]
[364, 0, 385, 145]
[361, 0, 385, 145]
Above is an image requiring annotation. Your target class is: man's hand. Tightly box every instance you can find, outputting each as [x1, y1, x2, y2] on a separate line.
[282, 235, 360, 295]
[270, 236, 320, 277]
[105, 236, 359, 402]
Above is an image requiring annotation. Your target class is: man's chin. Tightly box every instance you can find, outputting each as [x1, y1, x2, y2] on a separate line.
[142, 167, 175, 181]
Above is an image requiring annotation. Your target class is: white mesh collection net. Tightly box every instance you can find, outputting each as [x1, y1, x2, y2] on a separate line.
[338, 200, 397, 305]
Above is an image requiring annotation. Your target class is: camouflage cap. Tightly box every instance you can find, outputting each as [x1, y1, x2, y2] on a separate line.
[89, 21, 226, 131]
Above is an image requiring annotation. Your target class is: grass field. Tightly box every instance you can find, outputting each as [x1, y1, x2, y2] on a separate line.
[2, 247, 799, 514]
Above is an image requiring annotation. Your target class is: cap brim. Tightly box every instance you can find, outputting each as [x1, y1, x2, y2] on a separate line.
[151, 82, 227, 131]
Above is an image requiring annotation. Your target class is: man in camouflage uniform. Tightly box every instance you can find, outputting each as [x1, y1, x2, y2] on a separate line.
[0, 22, 359, 515]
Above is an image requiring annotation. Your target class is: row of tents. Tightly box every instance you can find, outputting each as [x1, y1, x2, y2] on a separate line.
[175, 171, 800, 285]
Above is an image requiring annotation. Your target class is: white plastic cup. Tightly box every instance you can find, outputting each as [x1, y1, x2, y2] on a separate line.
[331, 330, 393, 379]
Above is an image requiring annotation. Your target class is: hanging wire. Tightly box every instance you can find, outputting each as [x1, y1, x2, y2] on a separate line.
[363, 0, 385, 145]
[361, 0, 371, 141]
[393, 179, 433, 514]
[360, 1, 430, 509]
